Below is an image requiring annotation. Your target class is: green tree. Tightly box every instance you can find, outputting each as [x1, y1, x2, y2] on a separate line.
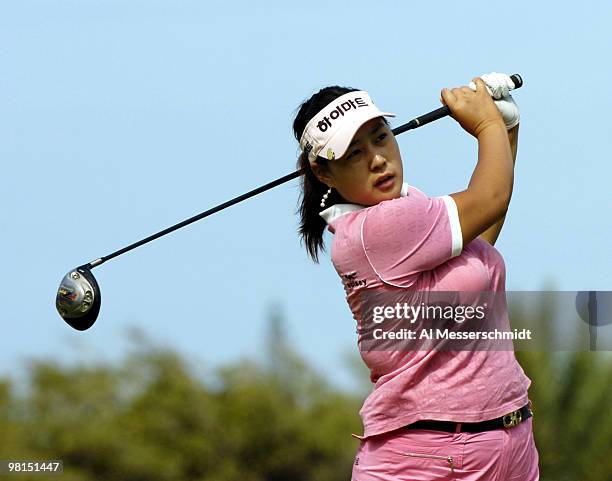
[0, 312, 362, 481]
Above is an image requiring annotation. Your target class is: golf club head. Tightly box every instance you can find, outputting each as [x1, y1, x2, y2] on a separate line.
[56, 265, 101, 331]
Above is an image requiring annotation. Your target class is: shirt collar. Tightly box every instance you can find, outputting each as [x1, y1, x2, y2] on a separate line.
[320, 182, 410, 225]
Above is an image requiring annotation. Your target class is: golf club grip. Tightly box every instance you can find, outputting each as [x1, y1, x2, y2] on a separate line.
[391, 106, 449, 135]
[392, 73, 523, 136]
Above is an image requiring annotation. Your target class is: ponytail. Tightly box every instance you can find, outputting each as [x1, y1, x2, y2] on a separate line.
[295, 153, 345, 262]
[292, 86, 357, 262]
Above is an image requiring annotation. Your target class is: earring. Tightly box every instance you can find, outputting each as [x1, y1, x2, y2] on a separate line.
[320, 187, 332, 209]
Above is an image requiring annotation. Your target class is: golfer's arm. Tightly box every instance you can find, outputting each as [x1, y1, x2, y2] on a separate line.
[478, 124, 519, 246]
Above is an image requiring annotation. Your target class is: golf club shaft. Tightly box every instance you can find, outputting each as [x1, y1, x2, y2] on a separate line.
[88, 74, 523, 269]
[89, 170, 302, 267]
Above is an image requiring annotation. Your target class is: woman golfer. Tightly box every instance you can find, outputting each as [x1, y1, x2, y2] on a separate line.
[293, 74, 539, 480]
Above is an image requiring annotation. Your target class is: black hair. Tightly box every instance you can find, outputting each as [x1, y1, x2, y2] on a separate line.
[293, 86, 358, 263]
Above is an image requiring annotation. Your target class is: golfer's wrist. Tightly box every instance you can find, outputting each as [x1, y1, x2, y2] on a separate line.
[475, 119, 506, 140]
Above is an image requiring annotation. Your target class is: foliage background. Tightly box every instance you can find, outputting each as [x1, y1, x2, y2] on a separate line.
[2, 300, 612, 481]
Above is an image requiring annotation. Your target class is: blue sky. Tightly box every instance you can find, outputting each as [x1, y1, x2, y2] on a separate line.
[1, 0, 610, 390]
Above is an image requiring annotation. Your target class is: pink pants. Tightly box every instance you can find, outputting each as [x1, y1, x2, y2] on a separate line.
[352, 416, 539, 480]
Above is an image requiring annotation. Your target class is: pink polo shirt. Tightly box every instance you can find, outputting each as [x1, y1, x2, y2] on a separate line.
[321, 184, 531, 438]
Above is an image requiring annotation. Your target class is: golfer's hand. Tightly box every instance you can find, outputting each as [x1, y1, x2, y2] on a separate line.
[440, 77, 505, 138]
[469, 72, 520, 130]
[470, 72, 515, 99]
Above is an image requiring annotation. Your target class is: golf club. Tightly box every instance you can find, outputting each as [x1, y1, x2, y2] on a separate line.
[56, 74, 524, 331]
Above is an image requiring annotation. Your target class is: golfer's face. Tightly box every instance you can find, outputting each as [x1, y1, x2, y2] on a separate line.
[328, 118, 403, 206]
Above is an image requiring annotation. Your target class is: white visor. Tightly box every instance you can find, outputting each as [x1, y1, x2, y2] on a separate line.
[299, 90, 395, 165]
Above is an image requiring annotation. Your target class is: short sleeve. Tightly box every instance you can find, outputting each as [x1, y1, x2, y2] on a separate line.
[361, 186, 463, 287]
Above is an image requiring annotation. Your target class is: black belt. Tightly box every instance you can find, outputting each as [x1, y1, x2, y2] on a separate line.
[406, 403, 533, 433]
